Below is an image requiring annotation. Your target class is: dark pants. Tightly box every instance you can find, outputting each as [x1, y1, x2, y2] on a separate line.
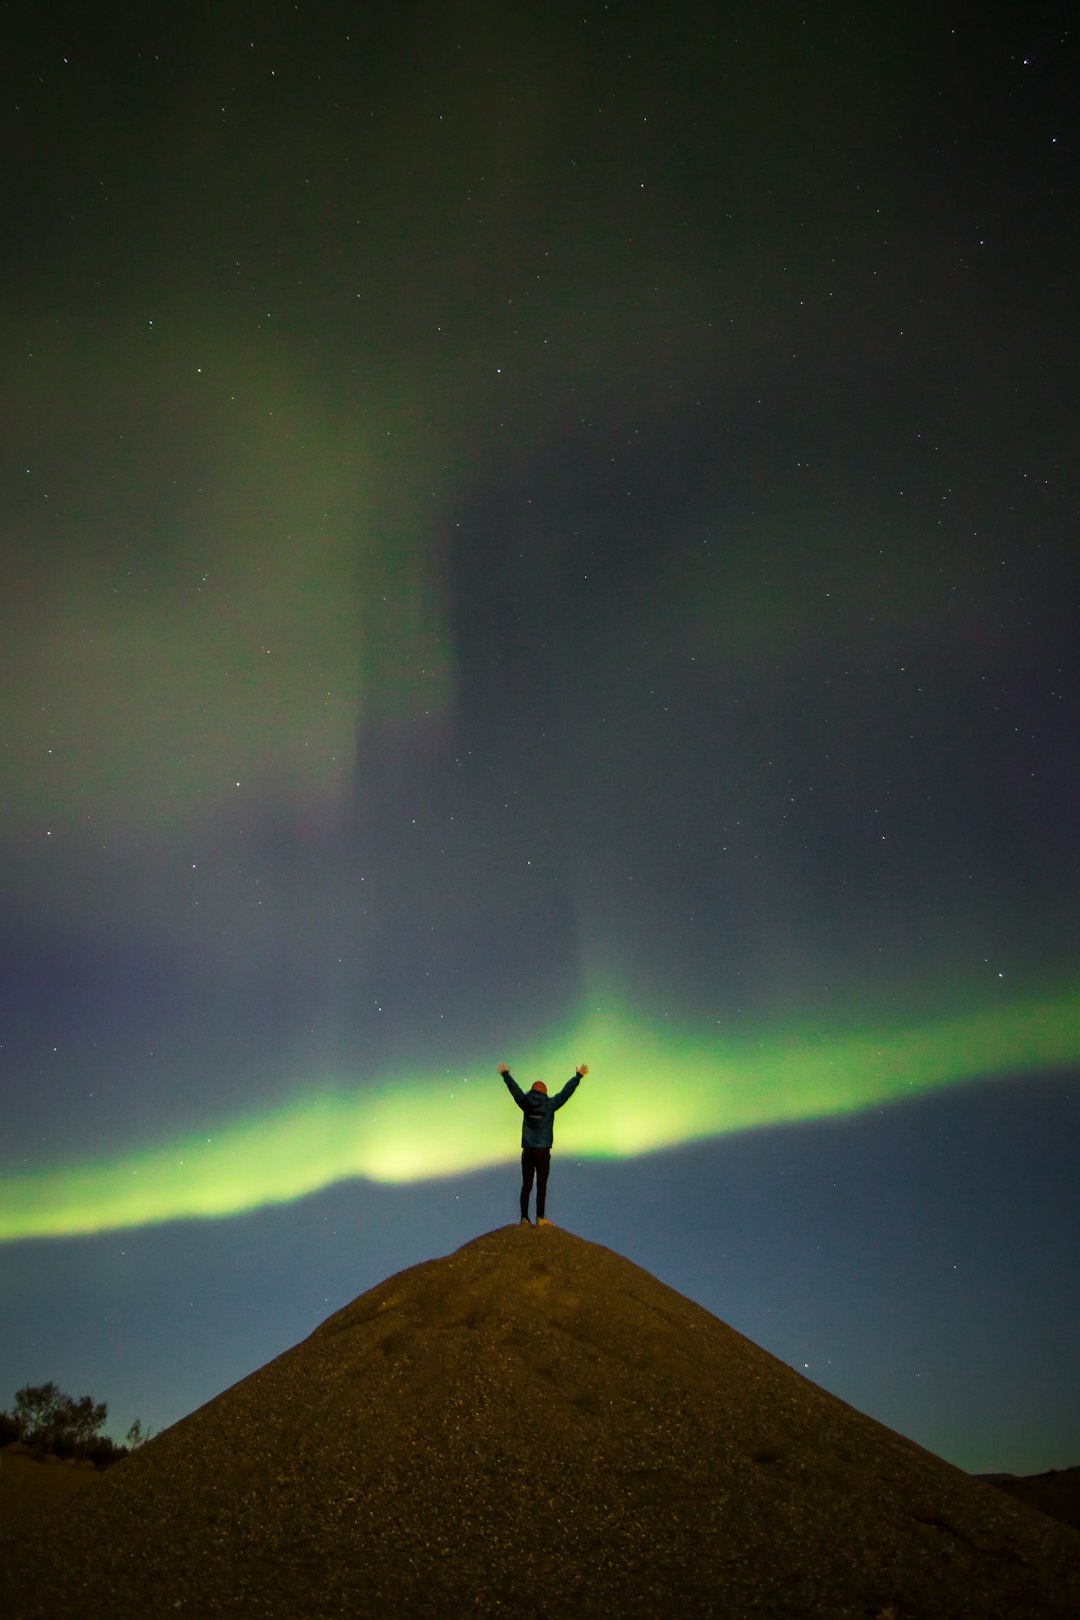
[520, 1147, 551, 1220]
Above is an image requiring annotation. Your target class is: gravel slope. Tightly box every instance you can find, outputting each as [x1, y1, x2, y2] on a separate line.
[1, 1223, 1077, 1618]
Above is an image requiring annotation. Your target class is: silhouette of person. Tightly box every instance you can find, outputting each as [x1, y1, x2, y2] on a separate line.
[498, 1061, 587, 1225]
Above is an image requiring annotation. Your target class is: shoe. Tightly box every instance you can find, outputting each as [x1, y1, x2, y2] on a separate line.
[519, 1217, 532, 1225]
[536, 1217, 551, 1226]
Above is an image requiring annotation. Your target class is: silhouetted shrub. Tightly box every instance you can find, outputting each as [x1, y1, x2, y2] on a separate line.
[3, 1383, 146, 1467]
[8, 1383, 109, 1459]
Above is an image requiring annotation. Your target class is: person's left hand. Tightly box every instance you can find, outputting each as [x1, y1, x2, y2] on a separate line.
[498, 1062, 509, 1074]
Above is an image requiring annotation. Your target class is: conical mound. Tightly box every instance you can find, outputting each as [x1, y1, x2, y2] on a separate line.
[2, 1225, 1077, 1618]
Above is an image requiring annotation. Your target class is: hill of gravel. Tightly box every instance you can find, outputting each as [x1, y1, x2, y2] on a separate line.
[1, 1224, 1077, 1618]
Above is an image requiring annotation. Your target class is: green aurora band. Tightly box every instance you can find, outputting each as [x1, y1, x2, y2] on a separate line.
[4, 988, 1079, 1242]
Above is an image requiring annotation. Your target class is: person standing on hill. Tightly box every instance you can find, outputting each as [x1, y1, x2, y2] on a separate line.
[498, 1061, 588, 1226]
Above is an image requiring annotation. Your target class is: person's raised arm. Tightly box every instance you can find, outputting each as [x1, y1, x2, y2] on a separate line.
[499, 1062, 526, 1106]
[553, 1064, 586, 1108]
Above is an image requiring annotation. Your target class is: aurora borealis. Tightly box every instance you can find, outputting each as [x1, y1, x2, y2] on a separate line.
[2, 1, 1078, 1476]
[5, 989, 1080, 1241]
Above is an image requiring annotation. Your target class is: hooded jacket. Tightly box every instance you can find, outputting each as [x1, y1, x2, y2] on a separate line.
[501, 1070, 581, 1150]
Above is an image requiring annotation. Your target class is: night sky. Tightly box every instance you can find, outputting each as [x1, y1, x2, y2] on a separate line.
[3, 2, 1078, 1477]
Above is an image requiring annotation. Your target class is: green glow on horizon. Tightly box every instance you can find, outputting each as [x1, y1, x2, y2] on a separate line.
[3, 988, 1079, 1242]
